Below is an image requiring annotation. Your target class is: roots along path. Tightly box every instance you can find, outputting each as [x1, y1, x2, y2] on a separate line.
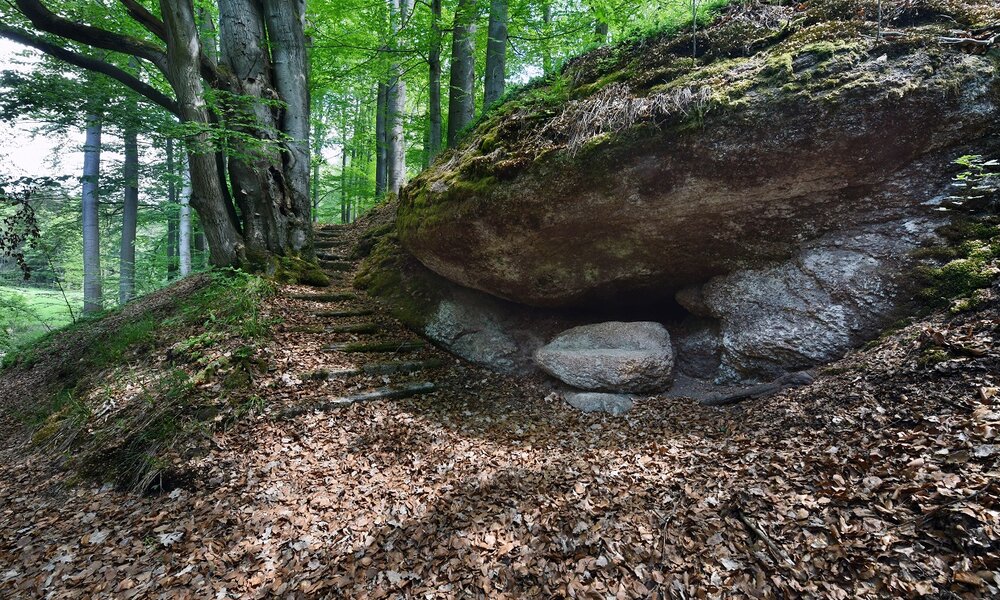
[1, 224, 999, 598]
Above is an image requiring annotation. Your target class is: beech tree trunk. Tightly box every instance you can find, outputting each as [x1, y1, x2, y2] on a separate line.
[386, 0, 413, 196]
[375, 83, 388, 198]
[119, 126, 139, 304]
[484, 0, 508, 109]
[542, 3, 554, 76]
[165, 137, 178, 280]
[428, 0, 443, 162]
[179, 169, 192, 277]
[82, 112, 102, 314]
[3, 0, 316, 271]
[447, 0, 479, 148]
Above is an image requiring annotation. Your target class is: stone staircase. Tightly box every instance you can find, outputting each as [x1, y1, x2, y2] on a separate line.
[276, 224, 443, 417]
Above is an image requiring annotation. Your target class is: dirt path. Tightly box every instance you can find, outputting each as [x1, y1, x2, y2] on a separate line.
[1, 225, 998, 598]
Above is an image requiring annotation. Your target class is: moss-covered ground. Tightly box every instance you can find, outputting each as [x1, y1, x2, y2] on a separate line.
[0, 270, 277, 492]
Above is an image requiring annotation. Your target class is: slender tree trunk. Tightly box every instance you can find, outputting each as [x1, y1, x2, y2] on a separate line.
[261, 0, 312, 249]
[484, 0, 508, 109]
[386, 0, 413, 196]
[82, 112, 102, 314]
[341, 106, 349, 224]
[119, 126, 139, 304]
[542, 2, 554, 76]
[595, 22, 609, 44]
[312, 119, 322, 222]
[179, 169, 192, 276]
[165, 137, 178, 280]
[375, 83, 388, 198]
[447, 0, 479, 147]
[428, 0, 442, 162]
[386, 73, 406, 195]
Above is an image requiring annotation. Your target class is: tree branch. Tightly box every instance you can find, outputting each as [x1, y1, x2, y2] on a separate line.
[13, 0, 170, 74]
[0, 24, 179, 116]
[117, 0, 166, 41]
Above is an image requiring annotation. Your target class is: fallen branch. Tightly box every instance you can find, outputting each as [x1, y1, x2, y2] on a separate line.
[280, 382, 437, 418]
[701, 371, 814, 407]
[729, 506, 795, 568]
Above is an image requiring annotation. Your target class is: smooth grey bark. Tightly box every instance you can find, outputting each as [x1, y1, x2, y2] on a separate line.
[447, 0, 478, 147]
[165, 137, 178, 279]
[542, 2, 553, 76]
[386, 0, 413, 196]
[375, 82, 388, 198]
[82, 112, 102, 314]
[160, 0, 243, 268]
[119, 126, 139, 304]
[341, 106, 350, 223]
[595, 21, 608, 44]
[428, 0, 443, 162]
[10, 0, 314, 271]
[179, 169, 192, 276]
[484, 0, 508, 109]
[262, 0, 311, 249]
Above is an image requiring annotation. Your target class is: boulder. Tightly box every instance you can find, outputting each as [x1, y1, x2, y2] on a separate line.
[356, 235, 578, 374]
[534, 322, 674, 393]
[677, 220, 938, 381]
[398, 41, 997, 309]
[564, 392, 633, 416]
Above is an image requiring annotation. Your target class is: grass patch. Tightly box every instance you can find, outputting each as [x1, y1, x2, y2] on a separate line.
[0, 269, 277, 493]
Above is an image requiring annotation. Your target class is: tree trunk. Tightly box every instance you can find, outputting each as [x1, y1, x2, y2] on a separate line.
[375, 83, 388, 198]
[179, 169, 192, 276]
[595, 22, 609, 45]
[428, 0, 442, 162]
[160, 0, 243, 268]
[484, 0, 508, 109]
[542, 2, 553, 76]
[386, 0, 413, 196]
[341, 105, 349, 224]
[82, 112, 102, 314]
[261, 0, 311, 249]
[165, 137, 178, 280]
[447, 0, 479, 148]
[8, 0, 315, 273]
[119, 125, 139, 304]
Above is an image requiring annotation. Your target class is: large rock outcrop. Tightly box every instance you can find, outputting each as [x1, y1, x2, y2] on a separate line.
[399, 42, 997, 308]
[365, 3, 1000, 386]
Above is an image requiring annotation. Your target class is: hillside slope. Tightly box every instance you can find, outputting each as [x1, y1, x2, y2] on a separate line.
[0, 220, 998, 596]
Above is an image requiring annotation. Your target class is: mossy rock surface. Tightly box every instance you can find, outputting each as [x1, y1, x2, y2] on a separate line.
[398, 1, 1000, 309]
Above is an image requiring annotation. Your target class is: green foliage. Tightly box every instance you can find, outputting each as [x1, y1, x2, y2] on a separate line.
[2, 270, 276, 492]
[917, 212, 1000, 310]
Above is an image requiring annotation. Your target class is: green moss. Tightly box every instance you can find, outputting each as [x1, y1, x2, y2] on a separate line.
[916, 215, 1000, 308]
[3, 270, 277, 492]
[918, 348, 951, 367]
[355, 236, 440, 329]
[272, 255, 331, 287]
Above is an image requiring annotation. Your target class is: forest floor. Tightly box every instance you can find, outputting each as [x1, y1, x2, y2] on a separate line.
[1, 224, 999, 599]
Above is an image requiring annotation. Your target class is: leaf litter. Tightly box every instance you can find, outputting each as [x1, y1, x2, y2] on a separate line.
[0, 245, 998, 598]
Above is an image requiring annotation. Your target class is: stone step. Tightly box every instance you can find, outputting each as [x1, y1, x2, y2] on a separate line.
[314, 309, 375, 318]
[315, 240, 348, 249]
[282, 325, 327, 334]
[328, 322, 380, 334]
[281, 382, 437, 418]
[325, 340, 425, 353]
[290, 292, 358, 303]
[305, 358, 445, 380]
[316, 252, 348, 261]
[319, 260, 353, 272]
